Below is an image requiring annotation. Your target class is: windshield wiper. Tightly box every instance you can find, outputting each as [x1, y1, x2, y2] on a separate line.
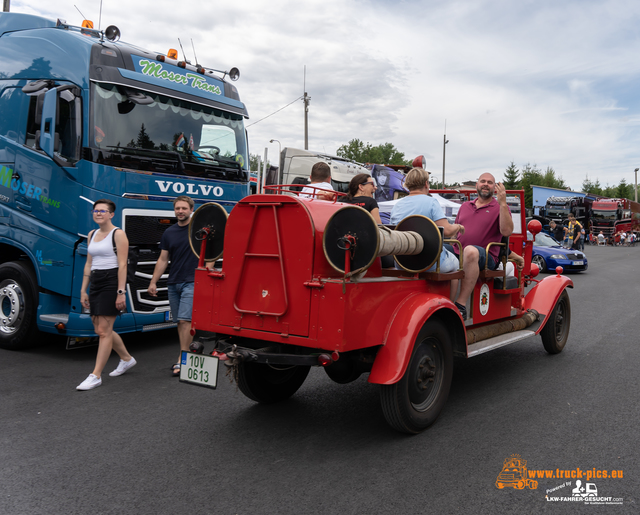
[104, 145, 185, 172]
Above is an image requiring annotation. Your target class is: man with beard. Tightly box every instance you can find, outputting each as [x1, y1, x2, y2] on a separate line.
[452, 173, 514, 319]
[149, 196, 199, 376]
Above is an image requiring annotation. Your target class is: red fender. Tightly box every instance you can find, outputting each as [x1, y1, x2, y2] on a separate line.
[368, 293, 464, 385]
[523, 274, 573, 334]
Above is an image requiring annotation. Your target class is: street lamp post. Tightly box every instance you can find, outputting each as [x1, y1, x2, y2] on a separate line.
[635, 168, 639, 203]
[442, 134, 449, 190]
[270, 139, 282, 157]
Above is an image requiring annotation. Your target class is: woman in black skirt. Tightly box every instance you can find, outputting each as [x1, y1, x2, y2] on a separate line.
[76, 199, 136, 390]
[341, 173, 382, 224]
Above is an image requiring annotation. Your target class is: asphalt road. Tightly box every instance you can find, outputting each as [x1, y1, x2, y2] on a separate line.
[1, 245, 638, 515]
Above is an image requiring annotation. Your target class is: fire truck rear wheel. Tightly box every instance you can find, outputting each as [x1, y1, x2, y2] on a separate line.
[237, 362, 310, 403]
[540, 289, 571, 354]
[379, 319, 453, 434]
[0, 261, 40, 350]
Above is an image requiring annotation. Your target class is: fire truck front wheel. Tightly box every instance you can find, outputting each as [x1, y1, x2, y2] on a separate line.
[0, 261, 40, 350]
[540, 289, 571, 354]
[379, 319, 453, 434]
[237, 362, 310, 403]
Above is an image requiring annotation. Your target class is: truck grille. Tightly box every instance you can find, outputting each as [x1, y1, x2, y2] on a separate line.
[124, 215, 177, 313]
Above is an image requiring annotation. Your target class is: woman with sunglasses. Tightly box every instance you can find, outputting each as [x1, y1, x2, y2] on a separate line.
[76, 199, 136, 390]
[341, 173, 382, 224]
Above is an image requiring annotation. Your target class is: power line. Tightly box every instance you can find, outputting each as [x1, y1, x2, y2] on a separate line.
[246, 95, 303, 128]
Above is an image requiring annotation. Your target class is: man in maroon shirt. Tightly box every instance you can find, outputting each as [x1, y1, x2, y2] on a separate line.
[453, 173, 513, 319]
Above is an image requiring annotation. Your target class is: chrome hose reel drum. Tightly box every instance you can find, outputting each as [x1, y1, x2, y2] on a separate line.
[322, 205, 443, 275]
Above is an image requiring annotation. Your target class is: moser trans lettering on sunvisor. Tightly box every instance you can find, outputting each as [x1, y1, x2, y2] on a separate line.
[155, 180, 224, 197]
[0, 166, 61, 208]
[134, 58, 223, 96]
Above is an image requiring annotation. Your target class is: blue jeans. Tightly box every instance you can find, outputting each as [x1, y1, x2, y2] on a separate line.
[167, 282, 194, 322]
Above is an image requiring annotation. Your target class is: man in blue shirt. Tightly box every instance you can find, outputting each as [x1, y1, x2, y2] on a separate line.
[149, 196, 199, 376]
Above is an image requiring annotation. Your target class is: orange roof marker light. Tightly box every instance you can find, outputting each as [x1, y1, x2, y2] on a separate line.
[168, 48, 178, 59]
[81, 20, 94, 29]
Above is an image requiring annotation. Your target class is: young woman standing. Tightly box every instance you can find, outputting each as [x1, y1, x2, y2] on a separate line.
[76, 199, 136, 390]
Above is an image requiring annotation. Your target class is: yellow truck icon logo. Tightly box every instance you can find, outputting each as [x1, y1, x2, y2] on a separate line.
[496, 455, 538, 490]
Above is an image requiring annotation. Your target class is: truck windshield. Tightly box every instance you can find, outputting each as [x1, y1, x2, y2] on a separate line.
[548, 206, 569, 215]
[90, 82, 248, 173]
[592, 209, 616, 220]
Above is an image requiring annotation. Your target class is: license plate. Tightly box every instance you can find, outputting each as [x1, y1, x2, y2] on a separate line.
[164, 310, 172, 322]
[179, 351, 219, 389]
[573, 260, 584, 265]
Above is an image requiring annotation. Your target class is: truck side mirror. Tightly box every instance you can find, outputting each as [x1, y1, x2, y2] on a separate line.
[39, 88, 58, 159]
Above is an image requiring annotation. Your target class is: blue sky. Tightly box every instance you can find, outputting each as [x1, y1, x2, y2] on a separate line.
[12, 0, 640, 190]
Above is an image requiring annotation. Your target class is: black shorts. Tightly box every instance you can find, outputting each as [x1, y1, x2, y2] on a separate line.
[89, 268, 120, 317]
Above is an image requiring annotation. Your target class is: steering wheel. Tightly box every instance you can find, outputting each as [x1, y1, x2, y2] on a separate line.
[198, 145, 220, 154]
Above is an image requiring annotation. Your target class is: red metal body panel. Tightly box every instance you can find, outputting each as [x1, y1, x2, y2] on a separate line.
[367, 294, 462, 385]
[523, 274, 573, 332]
[192, 265, 463, 352]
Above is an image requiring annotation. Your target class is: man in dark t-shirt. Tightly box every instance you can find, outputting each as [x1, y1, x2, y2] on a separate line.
[149, 195, 199, 376]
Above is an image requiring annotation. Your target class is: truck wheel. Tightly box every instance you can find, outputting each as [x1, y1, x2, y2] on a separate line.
[0, 262, 40, 350]
[541, 289, 571, 354]
[531, 255, 547, 272]
[379, 319, 453, 434]
[237, 362, 310, 403]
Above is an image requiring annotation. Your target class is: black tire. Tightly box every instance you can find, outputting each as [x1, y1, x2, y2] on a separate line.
[0, 261, 40, 350]
[531, 254, 547, 273]
[540, 289, 571, 354]
[237, 362, 310, 403]
[380, 319, 453, 434]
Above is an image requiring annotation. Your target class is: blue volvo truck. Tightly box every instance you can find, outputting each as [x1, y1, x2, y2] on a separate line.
[0, 13, 250, 349]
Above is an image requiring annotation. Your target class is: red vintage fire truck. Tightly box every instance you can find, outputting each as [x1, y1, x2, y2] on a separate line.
[591, 198, 640, 238]
[180, 188, 572, 434]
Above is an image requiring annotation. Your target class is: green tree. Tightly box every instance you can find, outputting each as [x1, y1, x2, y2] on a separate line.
[503, 161, 520, 189]
[519, 163, 545, 209]
[250, 153, 271, 172]
[337, 139, 409, 165]
[615, 178, 633, 200]
[542, 166, 566, 189]
[603, 184, 617, 198]
[582, 175, 603, 195]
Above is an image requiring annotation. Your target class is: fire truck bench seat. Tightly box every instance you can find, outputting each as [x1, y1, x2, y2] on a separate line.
[493, 275, 519, 290]
[422, 270, 465, 281]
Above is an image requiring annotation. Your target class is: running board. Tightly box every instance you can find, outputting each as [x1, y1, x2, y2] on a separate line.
[467, 329, 537, 357]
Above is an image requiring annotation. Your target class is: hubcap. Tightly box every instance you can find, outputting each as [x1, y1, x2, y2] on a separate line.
[0, 280, 25, 335]
[554, 299, 567, 342]
[409, 338, 444, 411]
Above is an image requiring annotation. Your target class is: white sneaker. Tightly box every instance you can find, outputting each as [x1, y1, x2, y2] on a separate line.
[76, 374, 102, 390]
[108, 357, 137, 377]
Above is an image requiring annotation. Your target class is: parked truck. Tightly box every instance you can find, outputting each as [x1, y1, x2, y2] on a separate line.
[0, 13, 250, 349]
[544, 195, 591, 226]
[275, 147, 369, 193]
[590, 198, 640, 237]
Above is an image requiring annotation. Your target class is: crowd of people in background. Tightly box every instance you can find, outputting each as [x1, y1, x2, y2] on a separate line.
[588, 228, 638, 246]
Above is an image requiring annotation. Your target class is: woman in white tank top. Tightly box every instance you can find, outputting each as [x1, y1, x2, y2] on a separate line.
[76, 199, 137, 391]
